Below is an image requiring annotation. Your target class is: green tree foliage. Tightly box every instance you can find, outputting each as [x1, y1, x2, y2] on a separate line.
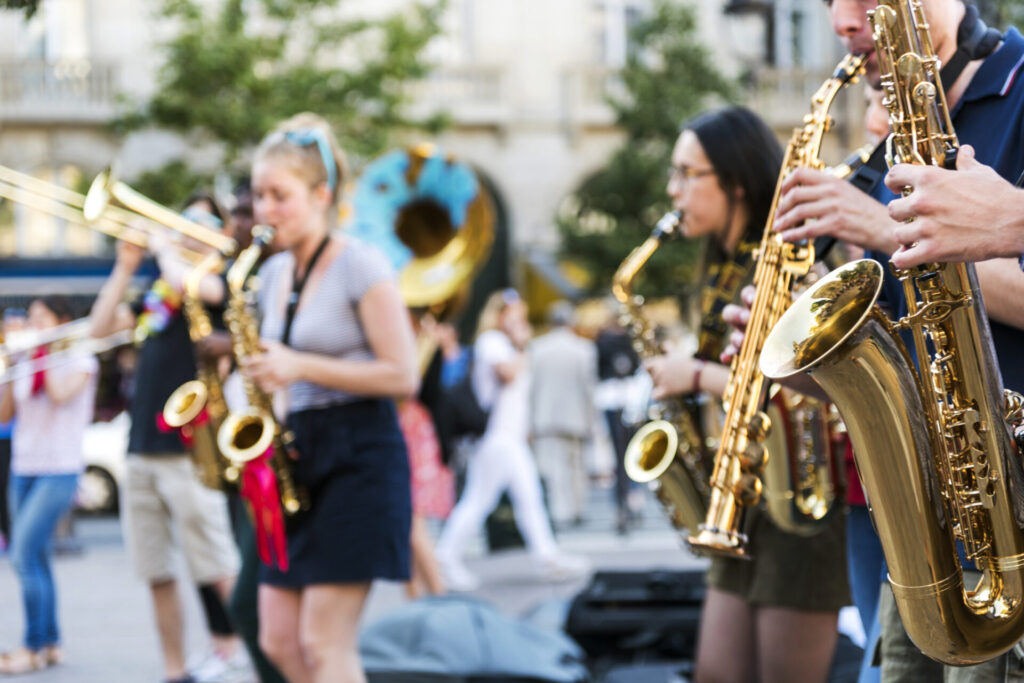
[557, 0, 733, 300]
[120, 0, 447, 200]
[978, 0, 1024, 30]
[0, 0, 39, 17]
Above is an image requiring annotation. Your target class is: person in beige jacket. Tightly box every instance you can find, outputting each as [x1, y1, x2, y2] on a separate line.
[528, 301, 598, 528]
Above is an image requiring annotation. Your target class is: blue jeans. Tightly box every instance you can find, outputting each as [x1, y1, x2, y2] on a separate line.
[847, 505, 884, 683]
[8, 473, 79, 650]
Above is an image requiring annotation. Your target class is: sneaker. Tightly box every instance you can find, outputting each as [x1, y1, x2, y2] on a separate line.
[190, 647, 253, 683]
[438, 555, 480, 592]
[537, 554, 591, 582]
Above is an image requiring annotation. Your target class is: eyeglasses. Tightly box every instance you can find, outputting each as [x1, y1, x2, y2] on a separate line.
[667, 164, 716, 184]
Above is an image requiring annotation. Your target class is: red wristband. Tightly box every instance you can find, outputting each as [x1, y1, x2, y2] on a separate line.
[693, 359, 706, 393]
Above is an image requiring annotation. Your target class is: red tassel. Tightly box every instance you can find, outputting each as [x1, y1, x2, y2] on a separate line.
[30, 347, 47, 395]
[240, 448, 289, 571]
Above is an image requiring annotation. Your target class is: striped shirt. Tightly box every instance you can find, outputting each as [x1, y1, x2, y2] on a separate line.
[258, 238, 396, 411]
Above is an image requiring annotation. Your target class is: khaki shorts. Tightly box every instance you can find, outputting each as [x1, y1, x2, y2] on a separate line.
[122, 454, 240, 583]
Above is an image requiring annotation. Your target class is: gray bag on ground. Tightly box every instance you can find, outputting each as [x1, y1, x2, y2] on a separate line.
[360, 594, 588, 682]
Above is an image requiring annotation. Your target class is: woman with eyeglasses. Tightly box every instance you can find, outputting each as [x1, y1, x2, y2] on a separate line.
[242, 113, 418, 682]
[434, 289, 589, 591]
[645, 106, 849, 683]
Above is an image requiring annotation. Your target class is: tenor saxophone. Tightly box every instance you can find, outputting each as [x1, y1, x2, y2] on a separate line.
[687, 53, 866, 558]
[760, 0, 1024, 665]
[614, 211, 712, 537]
[217, 225, 306, 515]
[162, 251, 236, 489]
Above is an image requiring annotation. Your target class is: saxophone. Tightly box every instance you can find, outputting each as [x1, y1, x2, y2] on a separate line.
[760, 0, 1024, 665]
[216, 225, 305, 515]
[162, 252, 236, 490]
[687, 53, 866, 558]
[614, 211, 712, 537]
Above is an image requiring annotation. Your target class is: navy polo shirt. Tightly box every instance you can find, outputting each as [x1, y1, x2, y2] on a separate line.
[867, 26, 1024, 395]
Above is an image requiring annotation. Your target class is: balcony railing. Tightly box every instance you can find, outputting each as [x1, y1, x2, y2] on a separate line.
[743, 66, 846, 128]
[0, 60, 118, 123]
[407, 65, 510, 126]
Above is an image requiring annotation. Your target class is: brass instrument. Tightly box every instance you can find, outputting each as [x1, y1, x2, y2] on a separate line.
[1, 323, 131, 384]
[216, 225, 305, 515]
[162, 252, 236, 490]
[348, 143, 495, 370]
[0, 165, 223, 263]
[760, 0, 1024, 665]
[688, 53, 866, 558]
[614, 211, 711, 537]
[84, 167, 236, 255]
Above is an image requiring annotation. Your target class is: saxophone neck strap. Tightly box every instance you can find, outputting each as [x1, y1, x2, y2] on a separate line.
[941, 4, 1002, 90]
[282, 234, 331, 347]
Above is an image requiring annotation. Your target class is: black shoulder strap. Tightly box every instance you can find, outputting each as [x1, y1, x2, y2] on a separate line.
[940, 4, 1002, 89]
[282, 235, 331, 347]
[814, 141, 888, 260]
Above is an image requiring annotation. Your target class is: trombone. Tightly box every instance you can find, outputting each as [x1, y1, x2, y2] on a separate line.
[84, 167, 236, 256]
[0, 164, 236, 260]
[0, 316, 131, 377]
[1, 328, 132, 385]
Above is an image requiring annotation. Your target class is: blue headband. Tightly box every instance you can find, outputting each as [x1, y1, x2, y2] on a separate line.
[285, 128, 337, 194]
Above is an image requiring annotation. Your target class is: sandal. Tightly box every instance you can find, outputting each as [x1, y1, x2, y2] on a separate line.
[0, 648, 46, 675]
[40, 646, 62, 667]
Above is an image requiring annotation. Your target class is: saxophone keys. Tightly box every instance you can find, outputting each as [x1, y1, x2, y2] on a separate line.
[733, 473, 763, 507]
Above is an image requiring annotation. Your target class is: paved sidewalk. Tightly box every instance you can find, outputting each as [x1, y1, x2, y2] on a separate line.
[0, 485, 704, 682]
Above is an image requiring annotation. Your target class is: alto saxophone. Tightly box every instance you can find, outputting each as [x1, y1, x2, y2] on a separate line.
[614, 211, 712, 537]
[761, 0, 1024, 665]
[688, 53, 866, 558]
[217, 225, 305, 515]
[162, 251, 236, 489]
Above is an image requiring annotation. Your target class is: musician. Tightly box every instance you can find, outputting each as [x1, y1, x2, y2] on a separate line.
[773, 0, 1024, 679]
[649, 106, 849, 683]
[243, 112, 418, 682]
[0, 296, 97, 674]
[89, 213, 241, 683]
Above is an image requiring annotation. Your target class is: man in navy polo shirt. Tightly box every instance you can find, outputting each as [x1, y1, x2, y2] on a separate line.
[771, 1, 1024, 681]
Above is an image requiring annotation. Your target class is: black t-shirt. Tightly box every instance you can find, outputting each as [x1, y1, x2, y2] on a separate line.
[126, 279, 225, 454]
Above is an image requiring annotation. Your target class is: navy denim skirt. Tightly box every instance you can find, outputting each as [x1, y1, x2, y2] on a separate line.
[260, 399, 411, 587]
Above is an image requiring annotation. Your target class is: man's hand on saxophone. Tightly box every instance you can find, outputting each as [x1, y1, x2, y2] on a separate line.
[887, 144, 1024, 267]
[773, 167, 899, 254]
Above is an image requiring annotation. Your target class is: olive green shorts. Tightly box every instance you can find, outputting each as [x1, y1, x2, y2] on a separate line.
[705, 505, 850, 612]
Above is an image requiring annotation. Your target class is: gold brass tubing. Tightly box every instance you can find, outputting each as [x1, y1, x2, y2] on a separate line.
[84, 168, 236, 255]
[761, 260, 1024, 665]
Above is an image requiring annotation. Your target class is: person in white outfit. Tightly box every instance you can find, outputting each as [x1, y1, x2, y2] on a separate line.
[529, 301, 597, 528]
[435, 289, 589, 591]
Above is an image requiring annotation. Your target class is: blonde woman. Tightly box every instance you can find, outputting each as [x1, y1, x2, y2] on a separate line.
[434, 289, 588, 591]
[243, 113, 418, 683]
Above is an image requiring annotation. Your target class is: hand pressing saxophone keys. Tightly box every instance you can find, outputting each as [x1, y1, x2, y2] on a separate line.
[886, 145, 1024, 268]
[773, 167, 898, 254]
[242, 339, 304, 393]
